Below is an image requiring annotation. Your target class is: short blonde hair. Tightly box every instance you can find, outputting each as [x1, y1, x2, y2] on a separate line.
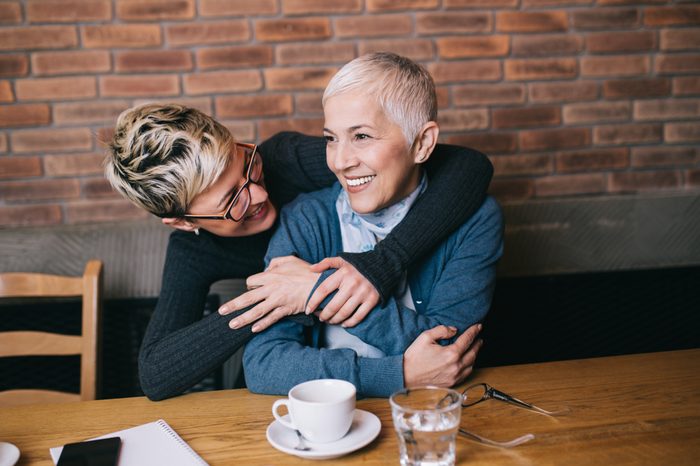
[322, 52, 437, 145]
[105, 103, 233, 218]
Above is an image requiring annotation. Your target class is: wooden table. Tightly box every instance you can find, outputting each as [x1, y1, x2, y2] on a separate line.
[1, 349, 699, 465]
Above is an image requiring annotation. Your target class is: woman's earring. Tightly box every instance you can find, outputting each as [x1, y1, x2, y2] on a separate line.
[194, 228, 200, 236]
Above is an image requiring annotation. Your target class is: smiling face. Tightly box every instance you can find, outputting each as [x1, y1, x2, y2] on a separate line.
[324, 91, 424, 214]
[170, 145, 277, 237]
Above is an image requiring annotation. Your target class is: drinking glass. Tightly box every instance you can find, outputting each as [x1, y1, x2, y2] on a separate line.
[390, 386, 462, 466]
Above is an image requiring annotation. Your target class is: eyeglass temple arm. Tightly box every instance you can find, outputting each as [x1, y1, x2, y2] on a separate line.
[488, 387, 568, 416]
[458, 428, 535, 448]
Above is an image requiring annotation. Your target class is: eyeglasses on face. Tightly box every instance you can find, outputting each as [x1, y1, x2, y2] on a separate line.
[183, 142, 262, 222]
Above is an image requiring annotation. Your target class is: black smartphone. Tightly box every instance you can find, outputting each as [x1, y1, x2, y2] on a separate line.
[57, 437, 121, 466]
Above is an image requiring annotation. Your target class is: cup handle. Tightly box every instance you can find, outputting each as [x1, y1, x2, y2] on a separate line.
[272, 399, 296, 430]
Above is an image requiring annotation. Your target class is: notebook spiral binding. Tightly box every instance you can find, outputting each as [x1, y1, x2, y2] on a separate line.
[156, 419, 209, 466]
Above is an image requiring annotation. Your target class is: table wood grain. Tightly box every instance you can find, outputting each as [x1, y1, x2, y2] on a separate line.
[1, 349, 699, 465]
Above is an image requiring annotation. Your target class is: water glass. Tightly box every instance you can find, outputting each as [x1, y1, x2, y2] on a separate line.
[390, 386, 462, 466]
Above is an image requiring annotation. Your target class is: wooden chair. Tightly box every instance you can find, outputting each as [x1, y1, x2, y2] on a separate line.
[0, 260, 103, 405]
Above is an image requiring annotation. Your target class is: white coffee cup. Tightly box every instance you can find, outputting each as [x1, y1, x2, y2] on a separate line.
[272, 379, 356, 443]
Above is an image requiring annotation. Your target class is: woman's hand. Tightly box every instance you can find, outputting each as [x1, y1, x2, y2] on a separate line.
[307, 257, 381, 327]
[403, 324, 483, 388]
[218, 255, 320, 333]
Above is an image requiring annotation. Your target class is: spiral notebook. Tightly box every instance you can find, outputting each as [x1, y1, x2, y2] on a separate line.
[49, 419, 208, 466]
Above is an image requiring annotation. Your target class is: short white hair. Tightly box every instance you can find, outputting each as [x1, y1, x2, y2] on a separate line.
[322, 52, 437, 145]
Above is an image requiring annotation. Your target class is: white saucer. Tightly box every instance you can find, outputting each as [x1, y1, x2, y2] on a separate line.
[0, 442, 20, 466]
[266, 409, 381, 460]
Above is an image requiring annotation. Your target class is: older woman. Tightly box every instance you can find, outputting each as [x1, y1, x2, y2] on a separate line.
[242, 53, 503, 397]
[105, 100, 493, 400]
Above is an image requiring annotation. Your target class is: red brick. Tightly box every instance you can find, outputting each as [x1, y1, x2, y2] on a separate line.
[660, 29, 700, 52]
[82, 178, 118, 199]
[115, 50, 193, 73]
[581, 56, 649, 77]
[656, 54, 700, 74]
[367, 0, 437, 12]
[674, 77, 700, 96]
[0, 2, 21, 24]
[645, 6, 700, 26]
[0, 179, 80, 201]
[256, 18, 331, 42]
[603, 78, 671, 99]
[44, 153, 104, 176]
[184, 71, 262, 95]
[65, 199, 149, 224]
[277, 43, 356, 65]
[258, 118, 324, 140]
[0, 133, 6, 152]
[594, 123, 662, 145]
[15, 76, 96, 101]
[529, 81, 599, 103]
[491, 153, 552, 176]
[563, 102, 630, 124]
[116, 0, 195, 20]
[428, 61, 501, 84]
[493, 106, 561, 129]
[488, 178, 534, 202]
[0, 54, 28, 77]
[335, 15, 412, 38]
[634, 99, 700, 121]
[27, 0, 111, 23]
[0, 81, 13, 103]
[555, 148, 629, 173]
[632, 146, 698, 168]
[587, 31, 655, 54]
[446, 132, 517, 154]
[222, 121, 255, 142]
[284, 0, 361, 14]
[265, 67, 337, 91]
[512, 34, 583, 57]
[535, 173, 607, 197]
[359, 39, 434, 61]
[0, 26, 77, 51]
[524, 0, 592, 6]
[295, 93, 323, 115]
[200, 0, 277, 16]
[216, 94, 293, 119]
[0, 104, 50, 127]
[438, 109, 489, 132]
[453, 84, 525, 107]
[12, 128, 92, 153]
[416, 12, 491, 34]
[445, 0, 517, 7]
[609, 170, 681, 192]
[437, 36, 509, 59]
[53, 101, 129, 125]
[0, 204, 62, 227]
[436, 87, 449, 109]
[197, 46, 273, 70]
[598, 0, 665, 4]
[166, 21, 250, 47]
[505, 58, 577, 81]
[521, 128, 591, 152]
[665, 122, 700, 143]
[32, 51, 110, 76]
[687, 169, 700, 188]
[100, 75, 179, 97]
[572, 8, 639, 30]
[497, 11, 568, 32]
[0, 156, 42, 179]
[82, 25, 161, 48]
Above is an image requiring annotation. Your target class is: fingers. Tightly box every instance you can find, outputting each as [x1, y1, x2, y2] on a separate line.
[228, 300, 276, 329]
[340, 300, 375, 328]
[327, 295, 362, 325]
[267, 255, 298, 270]
[306, 271, 342, 314]
[251, 306, 294, 333]
[455, 339, 484, 385]
[452, 323, 482, 353]
[309, 257, 346, 273]
[418, 325, 459, 343]
[318, 286, 354, 322]
[219, 288, 267, 315]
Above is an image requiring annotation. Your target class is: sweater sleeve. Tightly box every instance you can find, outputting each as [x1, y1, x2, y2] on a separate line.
[138, 230, 267, 400]
[340, 144, 494, 302]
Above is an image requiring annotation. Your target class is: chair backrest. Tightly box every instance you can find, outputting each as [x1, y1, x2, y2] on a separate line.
[0, 260, 103, 405]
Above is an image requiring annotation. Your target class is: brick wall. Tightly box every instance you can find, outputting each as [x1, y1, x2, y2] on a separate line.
[0, 0, 699, 228]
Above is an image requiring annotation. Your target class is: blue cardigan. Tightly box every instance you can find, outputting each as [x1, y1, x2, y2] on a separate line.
[243, 183, 503, 397]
